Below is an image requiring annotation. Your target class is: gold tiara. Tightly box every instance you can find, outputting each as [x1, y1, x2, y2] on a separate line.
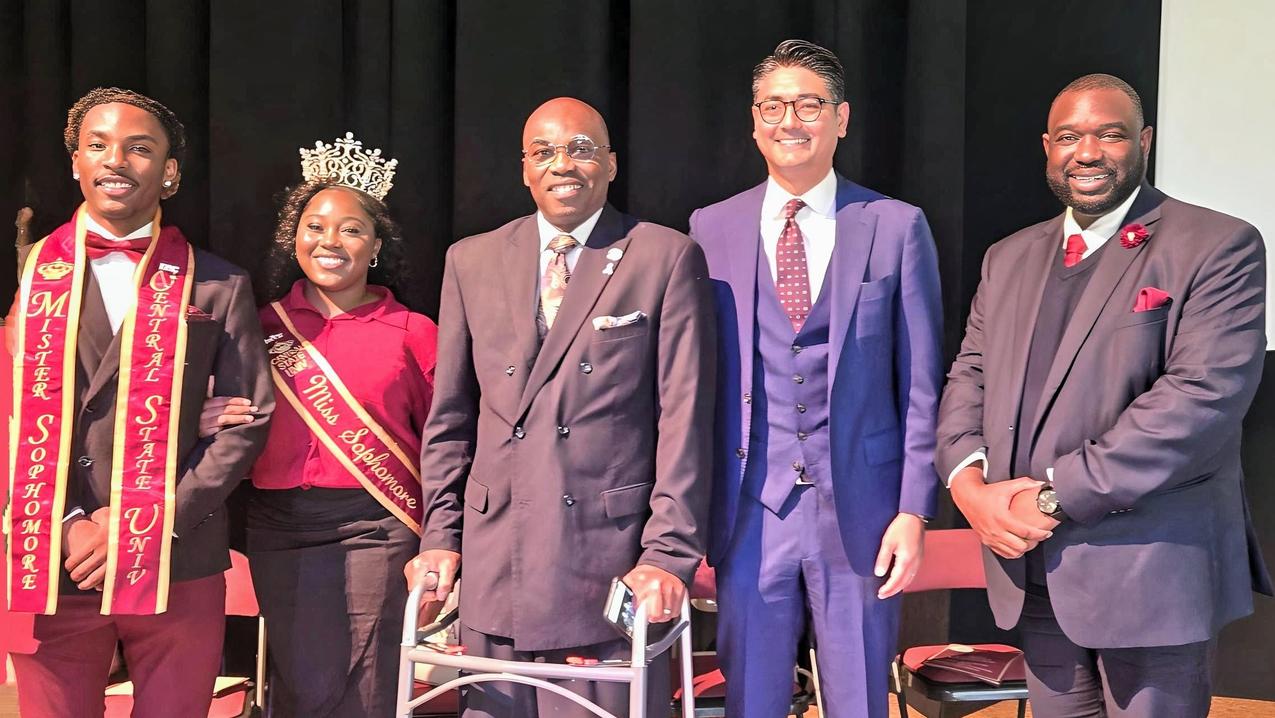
[299, 132, 398, 201]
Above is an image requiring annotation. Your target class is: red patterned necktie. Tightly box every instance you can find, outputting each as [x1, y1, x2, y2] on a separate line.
[538, 233, 579, 336]
[775, 198, 812, 332]
[1063, 233, 1087, 268]
[85, 231, 150, 260]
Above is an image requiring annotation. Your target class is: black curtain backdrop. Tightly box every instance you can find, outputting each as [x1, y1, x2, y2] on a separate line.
[2, 0, 1272, 700]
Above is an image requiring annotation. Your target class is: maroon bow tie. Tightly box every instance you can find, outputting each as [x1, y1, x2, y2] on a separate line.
[84, 231, 151, 260]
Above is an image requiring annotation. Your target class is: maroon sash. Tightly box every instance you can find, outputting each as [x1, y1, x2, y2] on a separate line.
[8, 205, 191, 615]
[260, 301, 423, 533]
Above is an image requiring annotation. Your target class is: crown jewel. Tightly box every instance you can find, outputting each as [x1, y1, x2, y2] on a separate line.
[299, 132, 398, 201]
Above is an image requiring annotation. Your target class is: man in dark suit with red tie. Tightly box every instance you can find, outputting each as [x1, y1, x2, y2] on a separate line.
[406, 97, 715, 717]
[7, 87, 272, 717]
[937, 74, 1272, 717]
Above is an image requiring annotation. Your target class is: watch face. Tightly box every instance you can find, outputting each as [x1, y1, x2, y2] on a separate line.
[1037, 491, 1059, 514]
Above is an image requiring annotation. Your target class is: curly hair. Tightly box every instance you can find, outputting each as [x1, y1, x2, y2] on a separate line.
[64, 87, 187, 165]
[258, 180, 414, 307]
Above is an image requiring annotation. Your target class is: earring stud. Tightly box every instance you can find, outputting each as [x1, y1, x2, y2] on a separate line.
[73, 173, 80, 180]
[163, 180, 173, 188]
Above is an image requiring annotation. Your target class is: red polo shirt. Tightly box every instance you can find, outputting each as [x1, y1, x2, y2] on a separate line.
[251, 280, 437, 490]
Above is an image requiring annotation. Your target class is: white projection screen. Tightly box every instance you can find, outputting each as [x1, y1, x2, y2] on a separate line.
[1157, 0, 1275, 348]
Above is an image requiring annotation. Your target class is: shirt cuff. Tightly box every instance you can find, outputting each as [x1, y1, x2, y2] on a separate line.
[61, 506, 86, 523]
[946, 450, 988, 487]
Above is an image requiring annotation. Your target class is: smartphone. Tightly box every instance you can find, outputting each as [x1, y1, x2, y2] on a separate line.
[603, 577, 672, 644]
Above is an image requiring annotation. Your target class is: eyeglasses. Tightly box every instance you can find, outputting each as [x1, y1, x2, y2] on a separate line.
[522, 138, 611, 166]
[753, 97, 838, 125]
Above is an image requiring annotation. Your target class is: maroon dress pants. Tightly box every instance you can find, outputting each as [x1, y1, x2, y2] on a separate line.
[11, 573, 226, 718]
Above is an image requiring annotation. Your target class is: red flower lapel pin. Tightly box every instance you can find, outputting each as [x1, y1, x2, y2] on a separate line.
[1119, 223, 1149, 249]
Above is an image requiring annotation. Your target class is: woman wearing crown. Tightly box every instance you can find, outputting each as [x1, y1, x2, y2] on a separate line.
[202, 133, 437, 717]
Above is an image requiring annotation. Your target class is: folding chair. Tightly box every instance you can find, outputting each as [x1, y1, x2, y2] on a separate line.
[397, 582, 695, 718]
[891, 529, 1029, 718]
[104, 550, 267, 718]
[671, 561, 815, 718]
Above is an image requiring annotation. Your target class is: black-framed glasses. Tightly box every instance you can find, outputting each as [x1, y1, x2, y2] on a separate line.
[521, 137, 611, 166]
[753, 97, 838, 124]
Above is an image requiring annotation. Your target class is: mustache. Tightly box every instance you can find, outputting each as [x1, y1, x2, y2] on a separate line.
[1065, 162, 1118, 175]
[95, 171, 140, 184]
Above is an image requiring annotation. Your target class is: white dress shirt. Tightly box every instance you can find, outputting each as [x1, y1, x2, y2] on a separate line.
[946, 186, 1142, 486]
[760, 169, 837, 302]
[83, 215, 154, 334]
[536, 207, 603, 279]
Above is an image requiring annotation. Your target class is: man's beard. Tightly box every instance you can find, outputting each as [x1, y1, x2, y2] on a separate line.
[1045, 152, 1145, 216]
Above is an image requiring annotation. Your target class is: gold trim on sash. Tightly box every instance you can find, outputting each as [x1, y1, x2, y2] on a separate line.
[265, 301, 423, 534]
[6, 219, 85, 614]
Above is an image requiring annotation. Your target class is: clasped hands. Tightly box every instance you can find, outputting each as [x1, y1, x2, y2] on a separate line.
[404, 550, 687, 624]
[950, 467, 1058, 559]
[62, 507, 111, 591]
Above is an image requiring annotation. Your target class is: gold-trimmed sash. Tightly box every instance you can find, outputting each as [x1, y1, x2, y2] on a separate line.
[261, 301, 423, 534]
[8, 204, 191, 615]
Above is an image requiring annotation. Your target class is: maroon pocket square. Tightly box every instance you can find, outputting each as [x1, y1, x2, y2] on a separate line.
[1133, 287, 1171, 312]
[185, 305, 214, 320]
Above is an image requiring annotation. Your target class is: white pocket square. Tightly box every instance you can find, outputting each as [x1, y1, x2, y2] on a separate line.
[592, 310, 646, 331]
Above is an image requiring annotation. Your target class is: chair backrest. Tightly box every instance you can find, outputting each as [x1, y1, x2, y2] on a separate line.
[904, 529, 987, 594]
[224, 550, 260, 617]
[689, 559, 716, 601]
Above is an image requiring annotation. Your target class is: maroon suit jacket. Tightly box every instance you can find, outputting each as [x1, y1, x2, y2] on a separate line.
[937, 185, 1272, 648]
[419, 205, 716, 651]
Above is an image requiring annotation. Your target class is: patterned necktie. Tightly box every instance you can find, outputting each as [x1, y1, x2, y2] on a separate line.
[775, 198, 812, 332]
[1063, 233, 1087, 268]
[85, 231, 150, 260]
[538, 233, 579, 336]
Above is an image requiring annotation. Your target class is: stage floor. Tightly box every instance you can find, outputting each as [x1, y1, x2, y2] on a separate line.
[875, 698, 1275, 718]
[0, 687, 1267, 716]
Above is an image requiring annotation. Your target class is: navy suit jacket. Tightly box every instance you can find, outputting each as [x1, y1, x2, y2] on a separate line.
[690, 175, 943, 573]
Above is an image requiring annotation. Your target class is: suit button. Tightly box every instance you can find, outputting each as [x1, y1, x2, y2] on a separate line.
[579, 362, 593, 374]
[792, 461, 804, 472]
[743, 392, 751, 404]
[557, 426, 570, 437]
[736, 448, 747, 459]
[1008, 425, 1015, 431]
[796, 403, 806, 413]
[77, 456, 94, 467]
[505, 365, 516, 376]
[793, 374, 804, 384]
[563, 494, 576, 507]
[513, 426, 526, 439]
[791, 345, 803, 355]
[797, 432, 808, 441]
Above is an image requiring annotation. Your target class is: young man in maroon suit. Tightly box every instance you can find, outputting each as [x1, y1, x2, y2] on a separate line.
[7, 87, 272, 717]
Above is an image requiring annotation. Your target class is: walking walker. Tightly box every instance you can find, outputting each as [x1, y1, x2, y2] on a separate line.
[396, 583, 696, 718]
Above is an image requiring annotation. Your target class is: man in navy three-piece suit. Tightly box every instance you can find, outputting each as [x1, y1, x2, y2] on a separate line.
[690, 40, 943, 717]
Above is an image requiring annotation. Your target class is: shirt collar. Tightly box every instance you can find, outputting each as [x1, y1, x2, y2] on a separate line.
[83, 213, 154, 242]
[762, 169, 838, 220]
[282, 279, 409, 328]
[1063, 185, 1141, 245]
[536, 207, 604, 252]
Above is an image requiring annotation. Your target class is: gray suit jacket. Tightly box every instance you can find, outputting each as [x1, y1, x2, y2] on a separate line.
[937, 185, 1273, 648]
[15, 239, 274, 592]
[419, 205, 716, 651]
